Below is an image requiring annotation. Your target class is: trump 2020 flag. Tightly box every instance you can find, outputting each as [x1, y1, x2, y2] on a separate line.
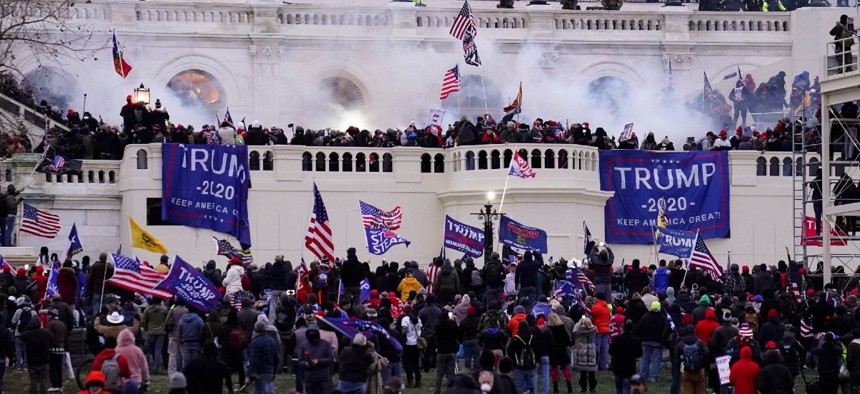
[657, 227, 698, 258]
[318, 316, 403, 352]
[498, 215, 547, 253]
[365, 228, 411, 255]
[67, 223, 83, 257]
[155, 256, 221, 313]
[360, 278, 371, 303]
[553, 280, 577, 298]
[444, 215, 484, 258]
[509, 151, 536, 178]
[43, 260, 60, 300]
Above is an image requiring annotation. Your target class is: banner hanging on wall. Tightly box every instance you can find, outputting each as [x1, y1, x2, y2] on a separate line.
[599, 150, 730, 244]
[161, 144, 252, 246]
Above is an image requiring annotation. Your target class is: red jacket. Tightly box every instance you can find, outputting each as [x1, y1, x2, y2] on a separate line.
[695, 308, 720, 346]
[729, 346, 760, 394]
[591, 300, 611, 334]
[56, 267, 78, 305]
[92, 349, 132, 382]
[31, 267, 48, 300]
[507, 313, 528, 337]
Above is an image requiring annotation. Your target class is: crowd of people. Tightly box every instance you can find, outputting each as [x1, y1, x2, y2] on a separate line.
[0, 242, 856, 394]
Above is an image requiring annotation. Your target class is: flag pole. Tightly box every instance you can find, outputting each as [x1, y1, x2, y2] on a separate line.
[495, 146, 516, 254]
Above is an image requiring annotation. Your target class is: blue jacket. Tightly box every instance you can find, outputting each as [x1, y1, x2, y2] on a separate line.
[652, 267, 670, 293]
[248, 334, 279, 376]
[177, 313, 203, 344]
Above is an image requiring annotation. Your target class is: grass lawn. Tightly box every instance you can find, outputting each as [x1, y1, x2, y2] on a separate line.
[3, 366, 811, 393]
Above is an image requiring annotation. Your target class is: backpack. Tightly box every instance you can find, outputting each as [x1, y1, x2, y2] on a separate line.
[485, 263, 505, 287]
[16, 308, 32, 332]
[102, 353, 123, 393]
[471, 270, 483, 287]
[228, 327, 249, 351]
[682, 342, 703, 372]
[514, 336, 536, 369]
[731, 274, 745, 294]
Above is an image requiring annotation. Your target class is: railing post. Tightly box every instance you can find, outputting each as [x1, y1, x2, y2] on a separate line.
[108, 0, 138, 27]
[388, 1, 418, 36]
[526, 3, 556, 37]
[660, 6, 692, 41]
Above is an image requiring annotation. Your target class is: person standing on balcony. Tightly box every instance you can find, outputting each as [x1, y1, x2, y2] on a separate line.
[831, 15, 855, 74]
[1, 184, 22, 246]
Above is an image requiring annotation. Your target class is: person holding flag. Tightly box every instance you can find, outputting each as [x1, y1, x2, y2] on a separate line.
[85, 252, 114, 316]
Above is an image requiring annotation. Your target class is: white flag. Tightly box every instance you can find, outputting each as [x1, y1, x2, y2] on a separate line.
[427, 108, 446, 129]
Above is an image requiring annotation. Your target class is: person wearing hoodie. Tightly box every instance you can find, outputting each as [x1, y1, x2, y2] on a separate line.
[516, 251, 541, 304]
[695, 309, 719, 347]
[86, 253, 115, 315]
[338, 332, 373, 393]
[298, 324, 334, 394]
[588, 245, 614, 299]
[92, 336, 132, 390]
[141, 297, 167, 374]
[12, 296, 38, 370]
[56, 261, 77, 305]
[624, 260, 647, 297]
[625, 293, 648, 326]
[506, 305, 528, 337]
[609, 319, 641, 394]
[812, 332, 843, 394]
[30, 265, 48, 301]
[246, 321, 278, 394]
[116, 328, 150, 393]
[651, 260, 670, 294]
[757, 309, 785, 350]
[202, 260, 222, 289]
[397, 270, 422, 302]
[779, 325, 805, 378]
[729, 346, 759, 394]
[222, 258, 246, 303]
[753, 264, 774, 296]
[341, 248, 365, 302]
[434, 262, 460, 306]
[756, 347, 794, 394]
[591, 292, 611, 371]
[177, 309, 204, 367]
[20, 318, 51, 393]
[675, 325, 708, 394]
[636, 301, 666, 383]
[44, 308, 67, 392]
[710, 317, 739, 360]
[508, 320, 538, 394]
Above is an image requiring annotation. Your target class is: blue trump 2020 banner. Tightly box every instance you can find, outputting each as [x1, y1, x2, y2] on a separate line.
[444, 215, 484, 258]
[499, 215, 548, 253]
[155, 256, 221, 313]
[599, 151, 730, 244]
[657, 227, 698, 258]
[162, 144, 251, 246]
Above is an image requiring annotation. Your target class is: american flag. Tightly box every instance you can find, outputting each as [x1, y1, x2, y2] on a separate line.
[439, 65, 461, 100]
[577, 269, 595, 292]
[508, 151, 536, 178]
[791, 282, 804, 302]
[427, 263, 441, 294]
[688, 233, 723, 281]
[449, 0, 476, 40]
[305, 183, 335, 262]
[359, 200, 402, 230]
[107, 253, 172, 299]
[800, 318, 813, 338]
[212, 237, 254, 265]
[20, 203, 61, 239]
[49, 156, 65, 172]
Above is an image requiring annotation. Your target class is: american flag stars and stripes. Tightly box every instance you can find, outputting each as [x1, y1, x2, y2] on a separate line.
[107, 253, 172, 299]
[305, 183, 335, 262]
[20, 203, 61, 239]
[449, 0, 476, 40]
[212, 237, 254, 265]
[688, 232, 724, 281]
[577, 269, 595, 292]
[359, 200, 403, 230]
[439, 65, 461, 100]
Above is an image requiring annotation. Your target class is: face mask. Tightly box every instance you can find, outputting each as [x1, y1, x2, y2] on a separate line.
[481, 383, 492, 393]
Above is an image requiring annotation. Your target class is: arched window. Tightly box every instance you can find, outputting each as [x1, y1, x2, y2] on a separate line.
[782, 157, 792, 177]
[108, 171, 116, 183]
[342, 153, 353, 172]
[54, 174, 62, 183]
[478, 151, 488, 170]
[503, 150, 513, 168]
[249, 151, 261, 171]
[491, 150, 501, 169]
[67, 174, 74, 183]
[531, 149, 541, 169]
[356, 153, 366, 172]
[769, 157, 780, 176]
[434, 153, 445, 173]
[558, 149, 568, 169]
[329, 153, 339, 172]
[314, 152, 325, 172]
[421, 153, 431, 173]
[263, 151, 274, 171]
[369, 153, 380, 172]
[756, 157, 766, 176]
[302, 152, 312, 172]
[166, 69, 226, 112]
[87, 170, 95, 183]
[587, 76, 633, 115]
[383, 153, 393, 173]
[465, 151, 475, 171]
[98, 171, 105, 183]
[136, 149, 148, 169]
[544, 149, 555, 169]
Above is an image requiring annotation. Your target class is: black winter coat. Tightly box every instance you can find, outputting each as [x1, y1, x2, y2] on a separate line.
[269, 261, 289, 291]
[609, 332, 642, 377]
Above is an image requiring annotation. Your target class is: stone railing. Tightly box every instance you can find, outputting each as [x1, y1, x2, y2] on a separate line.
[452, 145, 599, 173]
[0, 91, 70, 135]
[40, 2, 791, 41]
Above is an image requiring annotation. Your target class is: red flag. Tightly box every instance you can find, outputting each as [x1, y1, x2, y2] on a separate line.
[296, 259, 312, 304]
[112, 31, 132, 78]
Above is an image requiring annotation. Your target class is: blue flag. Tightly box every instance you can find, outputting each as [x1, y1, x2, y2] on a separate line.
[155, 256, 221, 313]
[553, 280, 577, 298]
[67, 223, 83, 256]
[657, 227, 698, 258]
[318, 316, 402, 352]
[443, 215, 484, 258]
[161, 144, 251, 245]
[365, 228, 411, 255]
[498, 215, 548, 253]
[43, 260, 60, 300]
[532, 302, 552, 318]
[360, 278, 371, 303]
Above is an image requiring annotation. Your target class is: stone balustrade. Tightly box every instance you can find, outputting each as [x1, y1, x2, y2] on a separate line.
[41, 2, 790, 40]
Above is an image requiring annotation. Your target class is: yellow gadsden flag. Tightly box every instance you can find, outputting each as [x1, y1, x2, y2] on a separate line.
[129, 216, 168, 254]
